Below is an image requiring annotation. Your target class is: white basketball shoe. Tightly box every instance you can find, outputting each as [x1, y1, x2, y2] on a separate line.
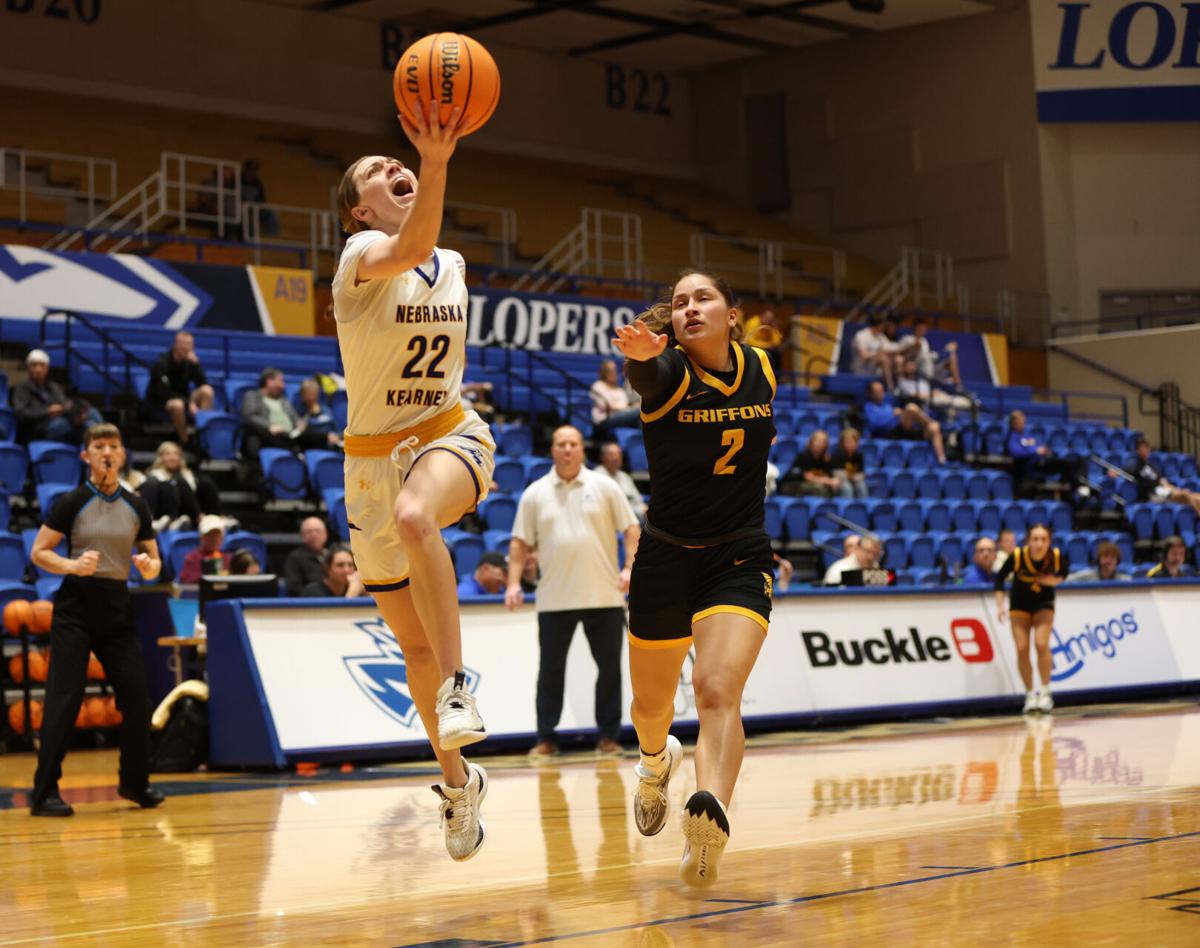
[1036, 689, 1054, 713]
[680, 790, 730, 888]
[633, 735, 683, 837]
[435, 671, 487, 750]
[431, 760, 488, 861]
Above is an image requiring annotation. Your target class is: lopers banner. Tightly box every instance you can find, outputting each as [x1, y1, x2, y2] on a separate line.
[465, 286, 641, 356]
[1030, 1, 1200, 122]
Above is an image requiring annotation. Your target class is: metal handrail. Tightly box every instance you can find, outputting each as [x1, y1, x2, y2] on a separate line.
[38, 310, 152, 409]
[0, 147, 119, 224]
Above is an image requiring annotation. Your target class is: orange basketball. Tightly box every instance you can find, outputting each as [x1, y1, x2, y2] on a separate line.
[27, 650, 48, 683]
[83, 696, 106, 728]
[30, 600, 53, 635]
[74, 702, 89, 729]
[87, 653, 105, 681]
[7, 654, 23, 683]
[3, 600, 32, 635]
[7, 700, 40, 733]
[393, 33, 500, 137]
[103, 695, 122, 727]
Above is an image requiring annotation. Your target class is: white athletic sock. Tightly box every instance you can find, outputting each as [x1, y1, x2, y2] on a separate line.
[640, 745, 670, 775]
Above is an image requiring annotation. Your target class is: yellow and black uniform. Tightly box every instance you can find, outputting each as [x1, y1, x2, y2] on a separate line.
[994, 544, 1069, 615]
[625, 342, 776, 647]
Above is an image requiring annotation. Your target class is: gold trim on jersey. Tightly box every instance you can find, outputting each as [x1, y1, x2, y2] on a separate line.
[686, 342, 745, 396]
[640, 368, 692, 423]
[752, 345, 777, 397]
[692, 604, 769, 632]
[628, 632, 694, 649]
[343, 403, 466, 457]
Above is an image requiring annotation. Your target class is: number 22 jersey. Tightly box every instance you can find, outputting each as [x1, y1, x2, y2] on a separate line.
[332, 231, 469, 437]
[633, 342, 777, 541]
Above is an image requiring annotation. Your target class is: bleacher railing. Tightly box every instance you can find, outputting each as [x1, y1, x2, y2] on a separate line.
[0, 147, 118, 224]
[515, 208, 643, 294]
[443, 201, 518, 270]
[689, 233, 847, 302]
[38, 310, 150, 412]
[242, 202, 342, 278]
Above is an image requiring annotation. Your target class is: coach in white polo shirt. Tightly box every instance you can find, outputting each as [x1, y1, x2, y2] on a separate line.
[505, 425, 640, 759]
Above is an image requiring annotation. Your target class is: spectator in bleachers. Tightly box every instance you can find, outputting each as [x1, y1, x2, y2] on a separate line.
[1006, 410, 1082, 498]
[296, 378, 343, 450]
[460, 381, 495, 421]
[590, 359, 641, 436]
[994, 528, 1017, 574]
[146, 332, 215, 446]
[505, 425, 640, 759]
[863, 380, 946, 464]
[1067, 541, 1131, 583]
[599, 442, 647, 520]
[824, 534, 882, 585]
[851, 314, 897, 389]
[138, 441, 222, 533]
[241, 368, 330, 461]
[283, 516, 329, 596]
[962, 537, 997, 584]
[830, 427, 868, 499]
[302, 544, 366, 598]
[1120, 438, 1200, 517]
[229, 549, 261, 576]
[742, 308, 785, 374]
[843, 534, 861, 558]
[457, 551, 507, 598]
[787, 429, 840, 497]
[240, 160, 277, 236]
[1146, 536, 1195, 580]
[177, 514, 232, 582]
[901, 316, 962, 388]
[12, 349, 102, 444]
[895, 360, 973, 414]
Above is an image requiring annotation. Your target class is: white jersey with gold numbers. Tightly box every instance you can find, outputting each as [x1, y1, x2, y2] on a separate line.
[332, 231, 469, 437]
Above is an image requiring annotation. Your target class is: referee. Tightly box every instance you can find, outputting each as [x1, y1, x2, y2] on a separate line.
[29, 423, 164, 817]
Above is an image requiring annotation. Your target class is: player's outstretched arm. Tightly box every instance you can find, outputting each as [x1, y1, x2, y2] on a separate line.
[613, 321, 668, 362]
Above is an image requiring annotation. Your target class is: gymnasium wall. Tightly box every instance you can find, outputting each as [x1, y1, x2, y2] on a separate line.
[0, 0, 694, 178]
[1037, 123, 1200, 323]
[690, 4, 1048, 305]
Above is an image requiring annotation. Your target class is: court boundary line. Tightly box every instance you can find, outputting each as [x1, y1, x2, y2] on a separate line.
[481, 830, 1200, 947]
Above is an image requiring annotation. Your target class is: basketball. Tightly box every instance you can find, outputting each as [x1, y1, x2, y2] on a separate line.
[83, 696, 106, 728]
[103, 695, 122, 727]
[74, 702, 88, 729]
[393, 33, 500, 137]
[87, 653, 105, 681]
[30, 600, 53, 635]
[7, 654, 23, 683]
[28, 650, 49, 683]
[7, 700, 41, 734]
[4, 600, 32, 635]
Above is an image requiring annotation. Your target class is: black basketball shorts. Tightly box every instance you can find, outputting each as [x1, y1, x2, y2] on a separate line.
[627, 532, 774, 648]
[1009, 584, 1056, 616]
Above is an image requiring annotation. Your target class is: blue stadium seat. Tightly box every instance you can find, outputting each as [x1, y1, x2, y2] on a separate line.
[770, 437, 800, 479]
[1067, 428, 1090, 454]
[938, 533, 967, 568]
[259, 448, 309, 500]
[1179, 454, 1200, 480]
[839, 499, 870, 529]
[1001, 502, 1026, 534]
[497, 425, 533, 458]
[1025, 501, 1050, 530]
[908, 534, 936, 569]
[492, 456, 525, 495]
[28, 441, 82, 486]
[791, 412, 820, 440]
[906, 441, 935, 469]
[1100, 531, 1134, 565]
[860, 442, 881, 469]
[772, 411, 796, 439]
[941, 470, 967, 500]
[987, 470, 1013, 501]
[866, 471, 889, 496]
[36, 482, 74, 518]
[478, 495, 516, 532]
[1064, 532, 1091, 566]
[523, 457, 553, 485]
[443, 529, 484, 581]
[890, 471, 917, 499]
[225, 531, 268, 571]
[878, 532, 907, 569]
[1176, 506, 1199, 538]
[483, 529, 511, 553]
[305, 449, 344, 494]
[1126, 503, 1154, 540]
[783, 499, 809, 541]
[916, 471, 941, 499]
[224, 379, 257, 415]
[905, 567, 939, 586]
[1152, 505, 1178, 540]
[811, 530, 841, 570]
[0, 444, 27, 494]
[922, 500, 951, 532]
[976, 501, 1002, 535]
[764, 497, 784, 541]
[0, 532, 25, 582]
[36, 575, 64, 600]
[950, 501, 978, 534]
[1047, 426, 1069, 452]
[323, 489, 349, 541]
[1049, 502, 1073, 536]
[965, 471, 990, 501]
[805, 498, 840, 534]
[1088, 430, 1111, 454]
[880, 443, 906, 469]
[166, 530, 200, 579]
[864, 499, 896, 533]
[897, 501, 923, 533]
[0, 407, 15, 443]
[195, 412, 243, 461]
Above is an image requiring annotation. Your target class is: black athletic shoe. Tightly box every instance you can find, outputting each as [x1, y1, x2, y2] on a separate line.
[118, 785, 165, 809]
[679, 790, 730, 888]
[31, 794, 74, 817]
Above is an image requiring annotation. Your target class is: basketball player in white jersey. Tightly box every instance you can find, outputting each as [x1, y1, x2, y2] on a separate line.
[333, 101, 494, 861]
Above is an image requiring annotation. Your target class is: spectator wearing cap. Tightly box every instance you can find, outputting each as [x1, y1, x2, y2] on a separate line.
[177, 514, 232, 583]
[962, 537, 997, 585]
[1146, 536, 1195, 580]
[505, 425, 640, 760]
[144, 331, 215, 446]
[283, 516, 328, 596]
[12, 349, 102, 444]
[1067, 542, 1131, 583]
[457, 551, 508, 598]
[302, 544, 365, 598]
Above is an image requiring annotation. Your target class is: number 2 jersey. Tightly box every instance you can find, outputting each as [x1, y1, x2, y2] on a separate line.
[628, 342, 777, 541]
[332, 231, 469, 436]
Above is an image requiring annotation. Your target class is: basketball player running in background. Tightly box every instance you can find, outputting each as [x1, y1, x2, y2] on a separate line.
[332, 100, 495, 861]
[613, 270, 777, 887]
[994, 523, 1069, 714]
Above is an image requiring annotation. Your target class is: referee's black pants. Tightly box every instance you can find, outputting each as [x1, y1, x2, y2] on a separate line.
[32, 577, 152, 804]
[535, 607, 624, 744]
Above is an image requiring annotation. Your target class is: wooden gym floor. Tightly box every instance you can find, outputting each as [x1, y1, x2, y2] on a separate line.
[1, 701, 1198, 946]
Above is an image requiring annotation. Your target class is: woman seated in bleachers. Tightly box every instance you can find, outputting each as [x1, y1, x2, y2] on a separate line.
[785, 429, 841, 497]
[589, 359, 641, 437]
[830, 427, 868, 499]
[138, 441, 222, 533]
[296, 378, 343, 451]
[301, 543, 366, 598]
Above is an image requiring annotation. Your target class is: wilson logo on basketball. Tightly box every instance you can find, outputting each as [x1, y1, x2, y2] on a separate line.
[801, 619, 995, 668]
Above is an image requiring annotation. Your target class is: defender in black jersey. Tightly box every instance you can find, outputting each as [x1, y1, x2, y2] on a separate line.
[614, 269, 777, 889]
[994, 523, 1068, 715]
[29, 424, 164, 817]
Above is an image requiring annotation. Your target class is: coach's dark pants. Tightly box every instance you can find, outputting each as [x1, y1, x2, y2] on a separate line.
[535, 607, 624, 744]
[32, 577, 152, 805]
